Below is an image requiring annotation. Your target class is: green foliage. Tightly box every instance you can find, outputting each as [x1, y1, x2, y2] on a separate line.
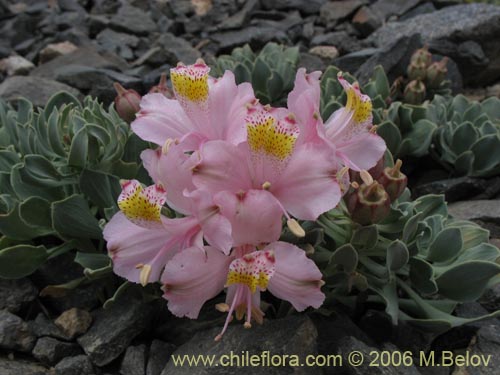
[316, 191, 500, 332]
[429, 95, 500, 177]
[211, 43, 300, 105]
[0, 92, 147, 279]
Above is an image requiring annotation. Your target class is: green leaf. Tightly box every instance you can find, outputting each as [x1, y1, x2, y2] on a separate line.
[329, 244, 358, 273]
[44, 91, 81, 120]
[19, 196, 53, 233]
[52, 195, 102, 239]
[387, 240, 409, 271]
[410, 258, 438, 295]
[0, 245, 48, 279]
[79, 169, 120, 209]
[377, 121, 402, 155]
[427, 227, 462, 263]
[470, 135, 500, 176]
[481, 96, 500, 121]
[74, 252, 110, 270]
[351, 225, 378, 249]
[68, 127, 88, 168]
[399, 119, 436, 157]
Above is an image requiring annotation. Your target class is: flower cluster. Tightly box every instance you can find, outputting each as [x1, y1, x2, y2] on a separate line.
[103, 60, 386, 340]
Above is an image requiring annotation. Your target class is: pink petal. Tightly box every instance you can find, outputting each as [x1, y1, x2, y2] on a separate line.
[266, 241, 325, 311]
[140, 148, 161, 184]
[271, 143, 341, 220]
[162, 246, 232, 319]
[131, 93, 192, 146]
[336, 132, 386, 171]
[214, 189, 283, 247]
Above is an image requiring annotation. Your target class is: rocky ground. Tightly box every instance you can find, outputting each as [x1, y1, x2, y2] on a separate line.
[1, 0, 500, 374]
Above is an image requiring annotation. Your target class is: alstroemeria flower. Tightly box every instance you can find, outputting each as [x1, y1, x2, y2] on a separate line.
[191, 106, 342, 229]
[103, 179, 232, 286]
[288, 69, 386, 172]
[131, 60, 255, 151]
[161, 241, 325, 340]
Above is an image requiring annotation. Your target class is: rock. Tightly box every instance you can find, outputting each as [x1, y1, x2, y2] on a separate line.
[309, 45, 339, 61]
[0, 310, 36, 352]
[146, 340, 176, 375]
[370, 0, 422, 21]
[399, 2, 437, 21]
[39, 41, 79, 64]
[54, 308, 93, 339]
[333, 48, 379, 74]
[310, 31, 362, 54]
[412, 177, 494, 203]
[0, 55, 35, 75]
[0, 75, 82, 109]
[448, 200, 500, 224]
[110, 4, 157, 35]
[0, 278, 37, 314]
[161, 315, 318, 375]
[211, 26, 289, 52]
[368, 4, 500, 86]
[355, 34, 422, 85]
[299, 52, 327, 73]
[0, 356, 49, 375]
[262, 0, 328, 15]
[479, 283, 500, 313]
[32, 46, 129, 79]
[352, 6, 382, 37]
[216, 0, 260, 30]
[120, 344, 147, 375]
[32, 337, 81, 365]
[452, 324, 500, 375]
[54, 355, 94, 375]
[77, 300, 153, 366]
[320, 0, 365, 27]
[191, 0, 212, 16]
[29, 313, 70, 341]
[96, 28, 139, 60]
[152, 33, 201, 65]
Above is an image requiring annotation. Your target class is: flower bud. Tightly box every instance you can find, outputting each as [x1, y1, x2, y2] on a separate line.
[113, 82, 141, 123]
[149, 73, 174, 98]
[426, 57, 448, 89]
[410, 46, 432, 68]
[377, 159, 408, 202]
[407, 61, 427, 81]
[367, 156, 385, 181]
[403, 80, 426, 105]
[347, 181, 391, 225]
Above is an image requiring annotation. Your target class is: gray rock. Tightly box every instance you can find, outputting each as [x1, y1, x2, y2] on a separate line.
[152, 33, 201, 65]
[355, 34, 422, 85]
[77, 300, 153, 366]
[0, 310, 36, 352]
[161, 315, 318, 375]
[370, 0, 422, 21]
[480, 283, 500, 313]
[412, 177, 494, 203]
[54, 355, 94, 375]
[211, 26, 289, 52]
[0, 356, 48, 375]
[216, 0, 259, 30]
[310, 31, 362, 54]
[333, 48, 379, 74]
[29, 313, 70, 340]
[299, 52, 327, 73]
[146, 340, 176, 375]
[320, 0, 365, 27]
[54, 308, 93, 340]
[32, 337, 82, 365]
[0, 278, 37, 314]
[262, 0, 328, 15]
[110, 5, 157, 35]
[0, 76, 82, 108]
[121, 344, 147, 375]
[96, 29, 140, 60]
[399, 2, 437, 21]
[368, 4, 500, 86]
[448, 200, 500, 224]
[352, 6, 383, 37]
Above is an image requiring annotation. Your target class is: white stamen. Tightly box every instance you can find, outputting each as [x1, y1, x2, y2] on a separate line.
[287, 218, 305, 238]
[360, 170, 374, 186]
[162, 138, 174, 154]
[139, 264, 152, 286]
[262, 181, 271, 190]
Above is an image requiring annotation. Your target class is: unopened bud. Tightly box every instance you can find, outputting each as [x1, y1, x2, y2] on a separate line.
[407, 61, 427, 81]
[149, 73, 174, 98]
[114, 82, 141, 123]
[377, 159, 408, 201]
[403, 80, 426, 105]
[426, 57, 448, 89]
[347, 181, 391, 225]
[367, 157, 385, 180]
[410, 45, 432, 68]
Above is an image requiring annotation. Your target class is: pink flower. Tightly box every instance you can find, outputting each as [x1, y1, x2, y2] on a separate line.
[191, 106, 342, 228]
[131, 60, 255, 151]
[288, 69, 386, 172]
[161, 241, 325, 340]
[103, 179, 232, 286]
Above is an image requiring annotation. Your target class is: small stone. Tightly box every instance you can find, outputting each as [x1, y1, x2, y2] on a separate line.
[54, 355, 94, 375]
[39, 41, 78, 64]
[0, 55, 34, 76]
[96, 29, 140, 61]
[54, 308, 93, 339]
[480, 283, 500, 313]
[29, 313, 70, 341]
[0, 76, 82, 108]
[320, 0, 365, 27]
[0, 310, 36, 352]
[0, 356, 49, 375]
[448, 200, 500, 224]
[152, 33, 201, 65]
[308, 45, 339, 60]
[191, 0, 212, 16]
[0, 278, 37, 314]
[77, 300, 153, 366]
[110, 4, 157, 35]
[370, 0, 421, 20]
[310, 31, 362, 54]
[146, 340, 176, 375]
[32, 337, 81, 365]
[352, 6, 382, 37]
[120, 344, 147, 375]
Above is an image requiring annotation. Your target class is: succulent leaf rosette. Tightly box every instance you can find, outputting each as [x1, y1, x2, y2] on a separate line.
[103, 60, 386, 340]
